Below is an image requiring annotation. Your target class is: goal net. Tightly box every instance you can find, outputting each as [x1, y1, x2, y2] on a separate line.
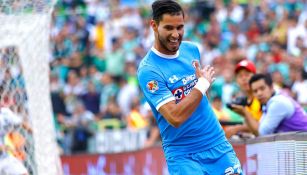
[0, 1, 62, 175]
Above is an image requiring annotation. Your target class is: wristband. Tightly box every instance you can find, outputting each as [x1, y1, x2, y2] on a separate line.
[194, 77, 210, 95]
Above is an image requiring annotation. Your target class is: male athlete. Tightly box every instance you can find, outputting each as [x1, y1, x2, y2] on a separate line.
[137, 0, 242, 174]
[0, 107, 28, 175]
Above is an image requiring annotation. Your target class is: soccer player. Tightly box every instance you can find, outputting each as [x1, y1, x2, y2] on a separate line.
[137, 0, 242, 174]
[0, 107, 28, 175]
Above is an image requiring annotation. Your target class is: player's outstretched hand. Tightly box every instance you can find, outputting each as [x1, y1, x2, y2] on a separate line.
[194, 61, 214, 95]
[194, 62, 215, 83]
[194, 61, 203, 78]
[202, 65, 216, 83]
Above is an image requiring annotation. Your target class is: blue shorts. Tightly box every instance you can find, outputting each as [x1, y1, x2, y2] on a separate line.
[166, 141, 242, 175]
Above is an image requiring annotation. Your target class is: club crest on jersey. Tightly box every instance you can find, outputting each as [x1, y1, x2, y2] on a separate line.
[147, 80, 159, 93]
[173, 88, 184, 100]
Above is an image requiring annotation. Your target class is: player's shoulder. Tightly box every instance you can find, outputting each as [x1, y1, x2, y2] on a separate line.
[181, 41, 200, 51]
[137, 52, 160, 75]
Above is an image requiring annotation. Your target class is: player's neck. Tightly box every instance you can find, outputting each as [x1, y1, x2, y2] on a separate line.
[151, 46, 179, 59]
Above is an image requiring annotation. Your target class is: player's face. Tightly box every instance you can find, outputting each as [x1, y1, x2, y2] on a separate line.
[236, 69, 253, 93]
[152, 13, 184, 55]
[251, 79, 274, 104]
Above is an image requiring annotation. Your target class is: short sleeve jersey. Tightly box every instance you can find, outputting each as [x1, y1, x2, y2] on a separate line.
[137, 42, 226, 159]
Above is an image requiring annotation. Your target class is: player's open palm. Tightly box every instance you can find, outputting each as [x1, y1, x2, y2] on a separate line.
[202, 65, 216, 83]
[194, 61, 203, 78]
[194, 62, 215, 83]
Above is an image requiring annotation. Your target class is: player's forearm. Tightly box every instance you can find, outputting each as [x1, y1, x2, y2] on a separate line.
[159, 89, 203, 128]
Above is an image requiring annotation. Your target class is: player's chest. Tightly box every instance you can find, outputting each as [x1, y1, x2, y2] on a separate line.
[162, 60, 199, 102]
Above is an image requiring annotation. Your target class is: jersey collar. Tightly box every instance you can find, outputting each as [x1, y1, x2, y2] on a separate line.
[151, 47, 179, 59]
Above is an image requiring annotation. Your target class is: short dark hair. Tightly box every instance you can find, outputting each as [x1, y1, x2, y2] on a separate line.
[249, 73, 273, 87]
[152, 0, 184, 24]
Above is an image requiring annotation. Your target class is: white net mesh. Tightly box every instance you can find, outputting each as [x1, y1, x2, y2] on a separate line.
[0, 1, 62, 175]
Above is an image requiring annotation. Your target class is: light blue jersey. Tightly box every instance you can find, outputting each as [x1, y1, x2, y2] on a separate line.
[137, 42, 227, 160]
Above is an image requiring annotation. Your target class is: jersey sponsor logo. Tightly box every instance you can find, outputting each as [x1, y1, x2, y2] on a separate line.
[172, 80, 197, 102]
[147, 80, 159, 93]
[182, 74, 196, 85]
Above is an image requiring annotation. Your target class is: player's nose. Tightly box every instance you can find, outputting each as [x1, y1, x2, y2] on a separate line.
[171, 30, 179, 38]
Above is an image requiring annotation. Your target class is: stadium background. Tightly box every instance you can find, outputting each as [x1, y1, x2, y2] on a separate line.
[47, 0, 307, 174]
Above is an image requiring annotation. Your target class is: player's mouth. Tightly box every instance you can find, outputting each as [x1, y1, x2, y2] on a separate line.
[169, 39, 179, 47]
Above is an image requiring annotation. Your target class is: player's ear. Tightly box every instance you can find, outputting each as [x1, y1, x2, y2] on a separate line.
[150, 20, 158, 32]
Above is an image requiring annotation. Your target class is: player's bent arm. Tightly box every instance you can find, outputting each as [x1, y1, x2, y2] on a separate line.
[158, 88, 203, 128]
[158, 63, 215, 128]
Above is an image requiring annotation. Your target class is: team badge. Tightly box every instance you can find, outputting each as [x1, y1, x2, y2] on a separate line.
[147, 80, 159, 93]
[172, 88, 184, 100]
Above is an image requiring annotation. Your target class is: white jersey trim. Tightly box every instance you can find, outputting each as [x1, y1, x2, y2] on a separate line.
[151, 47, 179, 59]
[156, 96, 176, 111]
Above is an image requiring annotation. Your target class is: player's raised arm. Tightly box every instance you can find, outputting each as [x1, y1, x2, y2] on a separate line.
[158, 62, 215, 128]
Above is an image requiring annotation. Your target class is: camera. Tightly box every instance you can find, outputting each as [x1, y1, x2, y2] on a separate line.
[226, 96, 248, 110]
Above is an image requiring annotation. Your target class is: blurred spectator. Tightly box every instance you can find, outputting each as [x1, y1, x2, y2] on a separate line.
[5, 131, 26, 161]
[89, 18, 106, 51]
[99, 72, 118, 115]
[287, 16, 306, 56]
[142, 102, 160, 148]
[50, 72, 67, 115]
[79, 81, 100, 115]
[63, 70, 85, 114]
[88, 65, 103, 86]
[116, 76, 139, 115]
[212, 96, 231, 122]
[70, 101, 95, 153]
[126, 98, 148, 130]
[224, 60, 262, 138]
[104, 38, 126, 77]
[221, 69, 236, 104]
[291, 69, 307, 109]
[245, 74, 307, 136]
[271, 70, 287, 90]
[103, 97, 122, 120]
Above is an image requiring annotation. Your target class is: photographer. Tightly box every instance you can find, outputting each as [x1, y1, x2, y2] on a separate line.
[224, 60, 262, 138]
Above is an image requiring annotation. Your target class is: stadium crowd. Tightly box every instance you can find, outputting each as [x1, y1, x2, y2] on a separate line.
[48, 0, 307, 154]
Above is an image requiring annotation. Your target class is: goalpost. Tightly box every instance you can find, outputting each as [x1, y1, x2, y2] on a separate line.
[0, 1, 62, 175]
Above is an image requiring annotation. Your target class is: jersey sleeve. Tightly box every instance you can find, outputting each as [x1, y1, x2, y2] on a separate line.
[138, 67, 175, 111]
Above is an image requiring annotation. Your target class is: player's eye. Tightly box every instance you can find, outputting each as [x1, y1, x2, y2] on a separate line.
[164, 26, 174, 30]
[177, 25, 184, 30]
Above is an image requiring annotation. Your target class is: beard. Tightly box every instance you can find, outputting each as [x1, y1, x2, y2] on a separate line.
[157, 33, 181, 54]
